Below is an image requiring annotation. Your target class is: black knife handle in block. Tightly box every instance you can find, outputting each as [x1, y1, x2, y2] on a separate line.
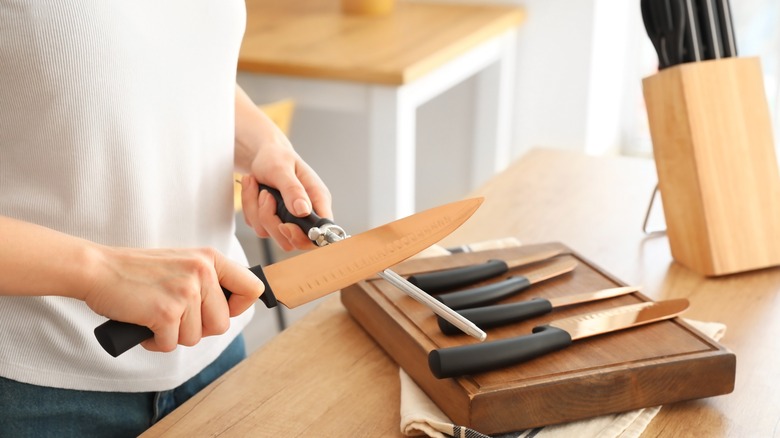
[435, 276, 531, 310]
[437, 298, 553, 335]
[258, 184, 334, 239]
[407, 259, 509, 294]
[428, 325, 572, 379]
[94, 264, 277, 357]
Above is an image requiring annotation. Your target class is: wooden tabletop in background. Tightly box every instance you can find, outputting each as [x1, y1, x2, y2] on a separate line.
[144, 149, 779, 437]
[240, 0, 525, 84]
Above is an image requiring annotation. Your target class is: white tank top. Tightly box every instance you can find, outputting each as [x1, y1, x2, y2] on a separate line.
[0, 1, 255, 392]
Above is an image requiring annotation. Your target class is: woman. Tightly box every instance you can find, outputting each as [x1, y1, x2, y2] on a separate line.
[0, 2, 332, 435]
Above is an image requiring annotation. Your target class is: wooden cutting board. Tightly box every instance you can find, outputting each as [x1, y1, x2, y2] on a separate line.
[340, 242, 735, 434]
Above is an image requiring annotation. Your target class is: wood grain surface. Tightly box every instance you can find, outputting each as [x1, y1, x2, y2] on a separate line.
[240, 0, 525, 84]
[342, 243, 735, 433]
[143, 149, 780, 437]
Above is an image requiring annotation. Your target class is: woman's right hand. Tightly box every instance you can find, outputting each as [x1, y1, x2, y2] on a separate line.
[82, 246, 264, 353]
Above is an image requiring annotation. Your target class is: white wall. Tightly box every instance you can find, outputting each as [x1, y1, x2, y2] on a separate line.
[241, 0, 636, 233]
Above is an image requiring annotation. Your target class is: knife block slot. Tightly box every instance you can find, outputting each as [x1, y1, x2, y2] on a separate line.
[643, 57, 780, 276]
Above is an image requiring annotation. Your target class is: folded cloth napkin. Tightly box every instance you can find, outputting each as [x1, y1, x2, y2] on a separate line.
[399, 240, 727, 438]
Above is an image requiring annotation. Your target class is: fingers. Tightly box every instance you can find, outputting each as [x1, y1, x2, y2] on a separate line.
[213, 251, 264, 317]
[133, 249, 259, 353]
[297, 161, 334, 221]
[242, 163, 334, 251]
[241, 176, 314, 251]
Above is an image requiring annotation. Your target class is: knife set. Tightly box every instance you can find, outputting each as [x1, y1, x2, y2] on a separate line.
[341, 243, 735, 433]
[643, 57, 780, 276]
[641, 0, 780, 276]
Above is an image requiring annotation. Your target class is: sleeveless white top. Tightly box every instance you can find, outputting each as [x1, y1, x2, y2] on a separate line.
[0, 1, 255, 392]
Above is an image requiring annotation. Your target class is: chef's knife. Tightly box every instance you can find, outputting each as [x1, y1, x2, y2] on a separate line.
[437, 286, 640, 335]
[255, 185, 485, 341]
[435, 258, 577, 310]
[429, 298, 689, 379]
[407, 249, 561, 293]
[94, 196, 483, 357]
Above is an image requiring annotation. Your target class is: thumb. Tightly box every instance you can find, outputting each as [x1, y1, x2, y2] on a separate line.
[215, 254, 265, 317]
[272, 175, 312, 218]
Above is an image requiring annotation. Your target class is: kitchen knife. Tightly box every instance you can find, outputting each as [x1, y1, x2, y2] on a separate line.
[434, 258, 577, 310]
[437, 286, 640, 335]
[697, 0, 723, 59]
[683, 0, 704, 62]
[642, 0, 686, 68]
[407, 249, 561, 293]
[255, 185, 486, 341]
[94, 196, 483, 357]
[715, 0, 737, 57]
[429, 298, 689, 379]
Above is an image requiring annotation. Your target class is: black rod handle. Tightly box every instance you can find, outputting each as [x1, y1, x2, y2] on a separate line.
[93, 265, 277, 357]
[428, 326, 572, 379]
[437, 298, 553, 335]
[407, 259, 509, 293]
[435, 276, 531, 310]
[258, 184, 333, 239]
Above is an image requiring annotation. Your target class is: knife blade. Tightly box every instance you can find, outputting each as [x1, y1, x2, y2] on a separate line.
[428, 298, 689, 379]
[434, 258, 577, 310]
[406, 249, 561, 293]
[254, 185, 486, 341]
[94, 196, 484, 357]
[437, 286, 641, 335]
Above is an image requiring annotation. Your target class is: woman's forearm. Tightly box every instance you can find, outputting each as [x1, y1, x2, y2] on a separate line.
[0, 215, 99, 299]
[233, 85, 290, 174]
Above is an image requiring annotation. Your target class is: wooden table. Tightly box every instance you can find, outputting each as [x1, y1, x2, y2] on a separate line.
[143, 149, 779, 437]
[236, 0, 525, 226]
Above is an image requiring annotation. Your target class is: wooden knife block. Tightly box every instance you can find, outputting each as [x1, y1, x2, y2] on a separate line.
[643, 57, 780, 276]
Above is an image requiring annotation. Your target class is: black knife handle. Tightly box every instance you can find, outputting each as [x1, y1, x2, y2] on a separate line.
[715, 0, 737, 57]
[435, 276, 531, 310]
[428, 325, 572, 379]
[407, 259, 509, 293]
[437, 298, 553, 335]
[93, 265, 277, 357]
[258, 184, 334, 240]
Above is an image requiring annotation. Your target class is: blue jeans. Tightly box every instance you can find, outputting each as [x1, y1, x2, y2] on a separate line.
[0, 334, 246, 438]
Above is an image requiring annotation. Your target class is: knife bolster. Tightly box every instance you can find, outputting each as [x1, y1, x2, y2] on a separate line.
[250, 265, 278, 308]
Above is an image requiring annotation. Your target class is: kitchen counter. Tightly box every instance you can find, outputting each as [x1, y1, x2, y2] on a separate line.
[143, 148, 776, 437]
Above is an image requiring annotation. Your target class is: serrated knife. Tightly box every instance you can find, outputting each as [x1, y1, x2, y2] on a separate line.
[437, 286, 640, 335]
[429, 298, 689, 379]
[94, 196, 484, 357]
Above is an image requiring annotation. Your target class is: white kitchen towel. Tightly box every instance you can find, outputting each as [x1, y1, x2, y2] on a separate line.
[399, 239, 727, 438]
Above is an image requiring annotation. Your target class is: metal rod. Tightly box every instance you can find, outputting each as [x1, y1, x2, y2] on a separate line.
[380, 269, 487, 341]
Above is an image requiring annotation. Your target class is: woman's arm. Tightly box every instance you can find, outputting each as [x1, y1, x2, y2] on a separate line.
[0, 215, 263, 352]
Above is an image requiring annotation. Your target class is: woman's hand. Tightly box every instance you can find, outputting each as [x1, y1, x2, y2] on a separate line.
[234, 86, 333, 251]
[0, 215, 264, 353]
[83, 246, 264, 353]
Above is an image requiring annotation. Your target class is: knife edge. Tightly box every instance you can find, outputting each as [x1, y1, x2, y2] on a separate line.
[547, 286, 640, 308]
[523, 258, 578, 284]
